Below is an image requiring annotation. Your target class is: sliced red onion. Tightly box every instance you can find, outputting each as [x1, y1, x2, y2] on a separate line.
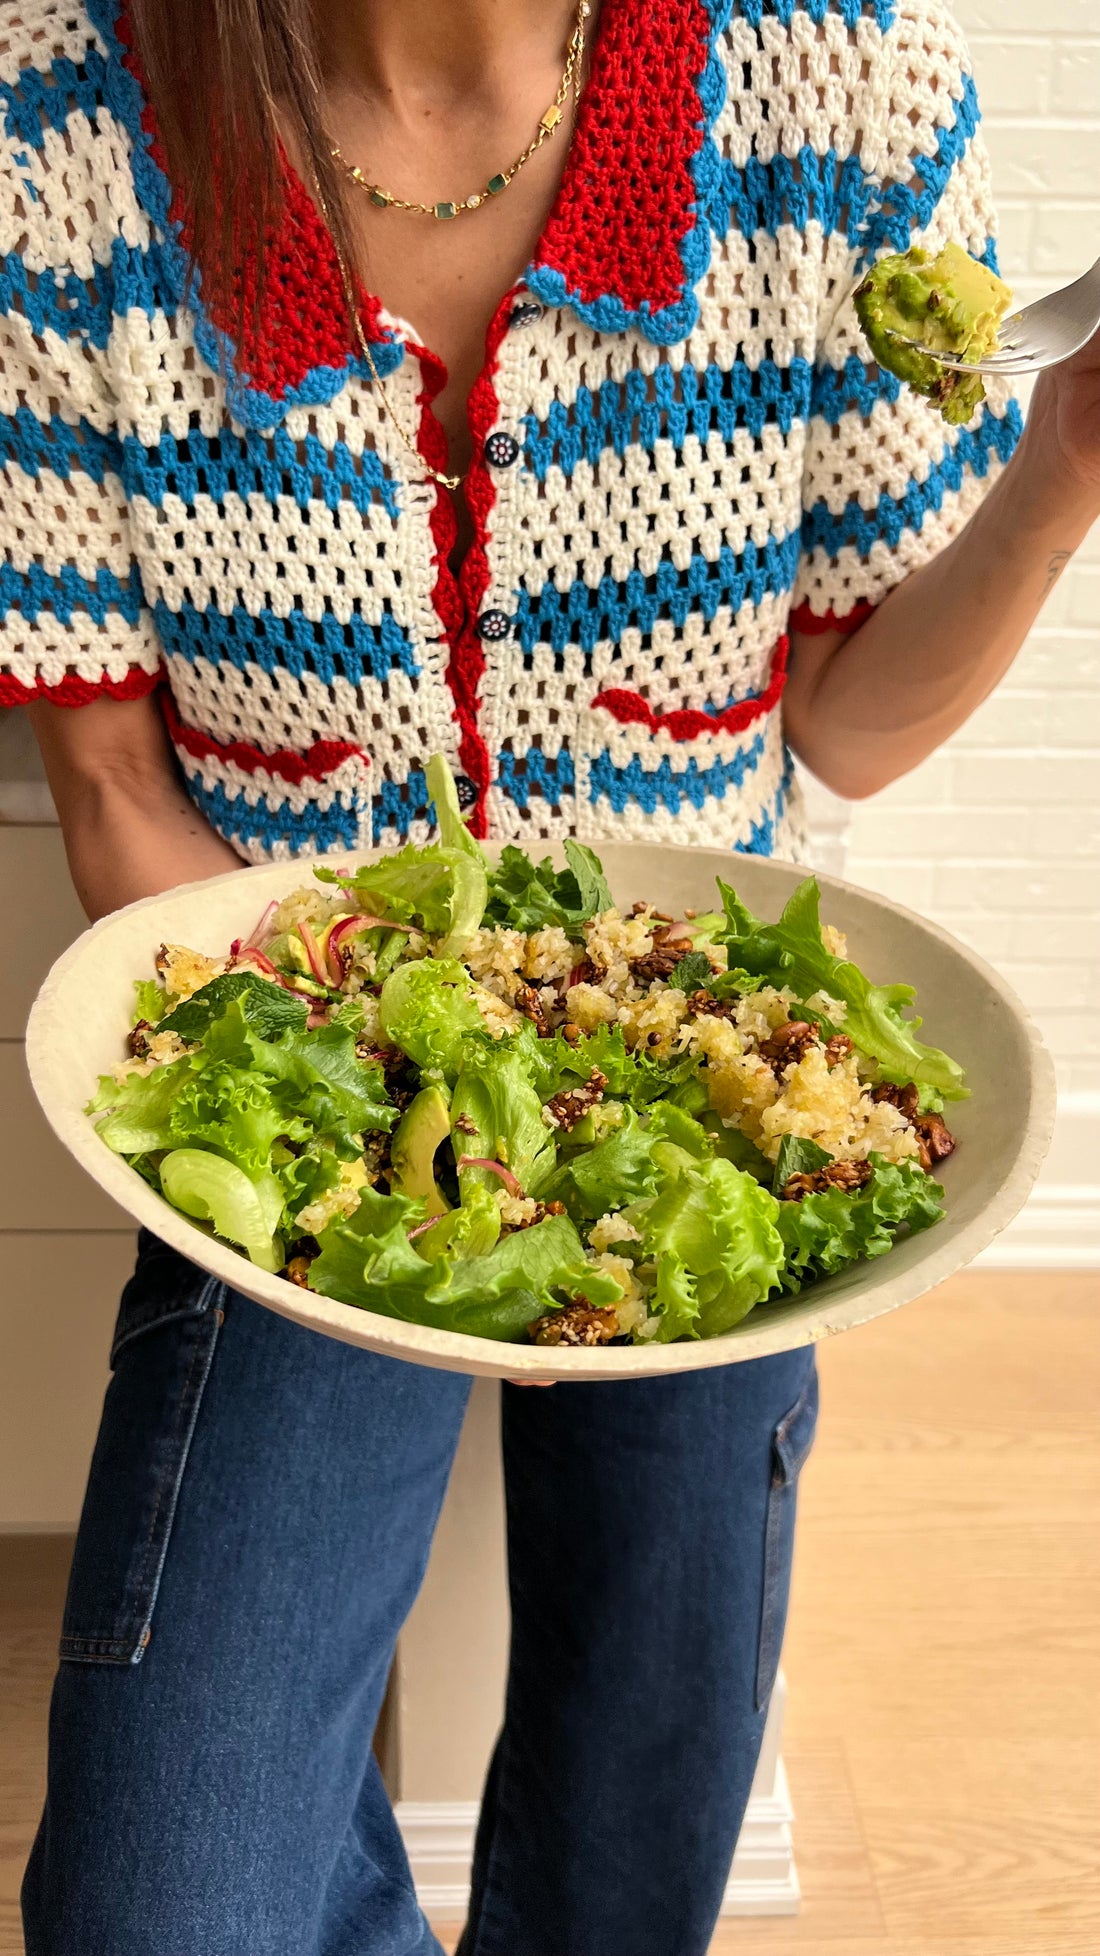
[231, 945, 280, 978]
[457, 1156, 524, 1198]
[243, 899, 278, 952]
[407, 1216, 442, 1242]
[307, 1009, 329, 1029]
[566, 965, 587, 989]
[326, 911, 412, 982]
[297, 919, 328, 984]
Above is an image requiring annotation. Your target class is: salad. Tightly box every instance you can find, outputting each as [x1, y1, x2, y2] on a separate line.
[89, 757, 961, 1348]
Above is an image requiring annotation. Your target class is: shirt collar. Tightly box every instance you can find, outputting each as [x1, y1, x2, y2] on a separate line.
[97, 0, 729, 427]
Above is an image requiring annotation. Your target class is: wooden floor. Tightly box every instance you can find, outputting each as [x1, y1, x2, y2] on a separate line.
[3, 1271, 1098, 1956]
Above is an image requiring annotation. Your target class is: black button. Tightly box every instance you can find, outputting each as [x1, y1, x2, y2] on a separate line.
[508, 299, 544, 329]
[485, 430, 521, 469]
[477, 609, 512, 642]
[453, 774, 478, 811]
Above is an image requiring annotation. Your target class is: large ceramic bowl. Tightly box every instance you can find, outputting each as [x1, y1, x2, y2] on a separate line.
[26, 845, 1055, 1381]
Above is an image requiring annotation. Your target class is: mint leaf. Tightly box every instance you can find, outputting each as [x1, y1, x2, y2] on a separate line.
[669, 950, 713, 993]
[772, 1135, 833, 1192]
[159, 972, 308, 1043]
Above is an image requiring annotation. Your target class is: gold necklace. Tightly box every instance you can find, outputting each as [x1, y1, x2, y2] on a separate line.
[321, 2, 592, 490]
[331, 0, 590, 222]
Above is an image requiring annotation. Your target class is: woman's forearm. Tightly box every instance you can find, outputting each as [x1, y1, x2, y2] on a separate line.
[785, 398, 1100, 800]
[27, 696, 242, 921]
[61, 770, 243, 921]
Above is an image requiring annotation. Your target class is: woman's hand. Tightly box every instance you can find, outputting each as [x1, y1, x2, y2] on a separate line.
[1020, 321, 1100, 495]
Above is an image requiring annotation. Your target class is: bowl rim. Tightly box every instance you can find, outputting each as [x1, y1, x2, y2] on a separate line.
[26, 843, 1058, 1381]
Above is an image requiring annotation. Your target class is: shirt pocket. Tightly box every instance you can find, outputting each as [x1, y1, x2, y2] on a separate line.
[572, 637, 791, 853]
[161, 690, 374, 863]
[755, 1365, 819, 1711]
[59, 1232, 225, 1667]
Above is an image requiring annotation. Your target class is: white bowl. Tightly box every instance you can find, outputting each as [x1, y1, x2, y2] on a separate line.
[26, 846, 1055, 1382]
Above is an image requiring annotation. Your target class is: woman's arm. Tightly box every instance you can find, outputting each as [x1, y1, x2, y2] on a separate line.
[27, 695, 242, 922]
[785, 337, 1100, 800]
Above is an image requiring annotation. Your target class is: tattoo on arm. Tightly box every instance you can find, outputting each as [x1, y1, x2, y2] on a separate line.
[1041, 549, 1071, 600]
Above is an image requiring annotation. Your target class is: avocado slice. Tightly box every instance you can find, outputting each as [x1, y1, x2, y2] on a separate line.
[389, 1086, 452, 1218]
[854, 242, 1012, 425]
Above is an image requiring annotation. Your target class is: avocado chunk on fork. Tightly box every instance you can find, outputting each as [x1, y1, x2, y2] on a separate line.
[854, 241, 1012, 425]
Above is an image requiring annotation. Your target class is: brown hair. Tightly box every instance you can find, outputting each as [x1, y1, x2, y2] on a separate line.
[129, 0, 357, 339]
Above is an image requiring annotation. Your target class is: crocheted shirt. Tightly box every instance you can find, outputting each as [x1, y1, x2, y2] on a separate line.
[0, 0, 1021, 861]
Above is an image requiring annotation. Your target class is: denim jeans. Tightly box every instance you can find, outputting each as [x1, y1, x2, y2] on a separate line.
[22, 1230, 818, 1956]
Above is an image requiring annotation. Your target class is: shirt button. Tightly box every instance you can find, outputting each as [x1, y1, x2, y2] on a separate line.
[453, 774, 479, 811]
[508, 299, 544, 329]
[476, 609, 512, 642]
[484, 430, 521, 469]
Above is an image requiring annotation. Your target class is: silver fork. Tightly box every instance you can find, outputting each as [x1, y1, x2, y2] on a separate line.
[884, 250, 1100, 377]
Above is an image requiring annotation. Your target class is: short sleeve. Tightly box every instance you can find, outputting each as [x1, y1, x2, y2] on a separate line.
[790, 0, 1024, 636]
[0, 96, 162, 708]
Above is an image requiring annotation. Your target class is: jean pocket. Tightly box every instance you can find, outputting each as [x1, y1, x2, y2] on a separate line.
[60, 1232, 225, 1667]
[755, 1365, 819, 1711]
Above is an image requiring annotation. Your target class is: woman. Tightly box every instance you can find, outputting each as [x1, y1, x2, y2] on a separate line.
[6, 0, 1098, 1950]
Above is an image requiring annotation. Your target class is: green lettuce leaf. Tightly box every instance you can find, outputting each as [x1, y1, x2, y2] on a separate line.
[704, 1119, 773, 1182]
[776, 1154, 945, 1289]
[516, 1020, 701, 1111]
[380, 958, 489, 1081]
[92, 1057, 193, 1154]
[159, 1148, 284, 1271]
[132, 978, 167, 1026]
[204, 1003, 394, 1146]
[162, 1059, 297, 1175]
[643, 1102, 713, 1159]
[545, 1106, 662, 1219]
[450, 1045, 557, 1196]
[484, 838, 612, 934]
[276, 1145, 343, 1227]
[426, 752, 489, 868]
[717, 877, 967, 1100]
[309, 1187, 618, 1341]
[413, 1182, 501, 1263]
[632, 1157, 784, 1341]
[318, 842, 487, 961]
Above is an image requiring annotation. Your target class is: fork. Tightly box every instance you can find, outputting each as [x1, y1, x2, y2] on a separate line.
[884, 250, 1100, 377]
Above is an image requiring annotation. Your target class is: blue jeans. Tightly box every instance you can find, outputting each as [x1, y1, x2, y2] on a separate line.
[22, 1231, 818, 1956]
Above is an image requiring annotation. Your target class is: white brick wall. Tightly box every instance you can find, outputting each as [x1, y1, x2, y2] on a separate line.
[843, 0, 1100, 1099]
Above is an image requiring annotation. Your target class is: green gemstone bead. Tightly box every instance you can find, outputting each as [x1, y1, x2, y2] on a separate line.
[435, 201, 457, 220]
[487, 174, 508, 197]
[369, 189, 391, 208]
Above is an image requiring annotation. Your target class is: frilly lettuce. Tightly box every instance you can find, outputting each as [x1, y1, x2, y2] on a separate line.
[380, 958, 488, 1080]
[629, 1156, 784, 1342]
[776, 1154, 944, 1287]
[717, 877, 967, 1100]
[309, 1184, 621, 1340]
[483, 838, 612, 934]
[317, 761, 488, 963]
[449, 1045, 557, 1196]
